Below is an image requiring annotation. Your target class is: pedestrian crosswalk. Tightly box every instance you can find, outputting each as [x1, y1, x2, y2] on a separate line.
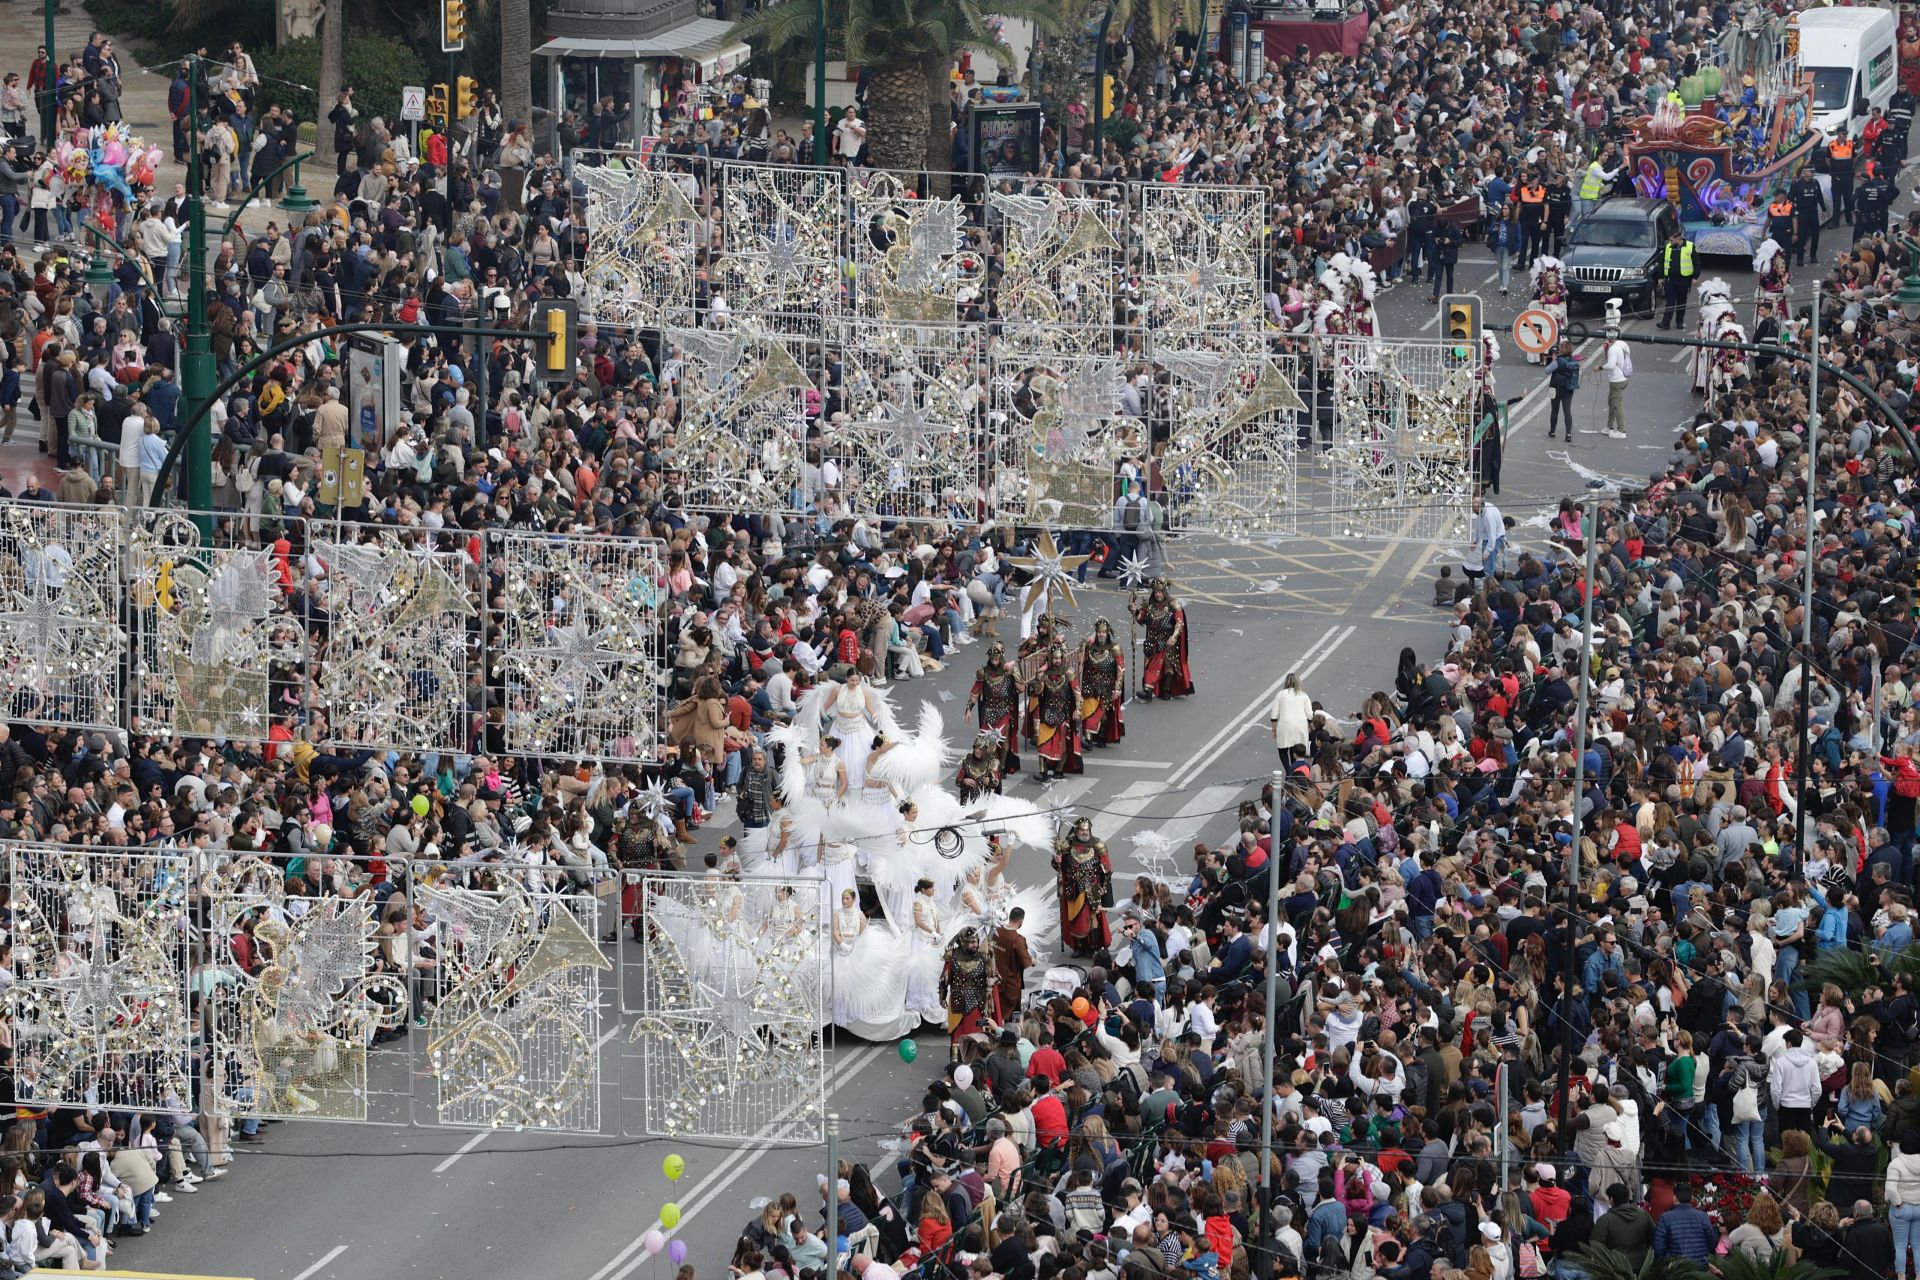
[1034, 778, 1249, 875]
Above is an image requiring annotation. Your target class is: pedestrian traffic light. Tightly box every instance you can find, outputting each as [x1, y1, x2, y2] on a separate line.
[533, 298, 579, 384]
[441, 0, 467, 51]
[455, 76, 478, 120]
[1441, 293, 1482, 348]
[426, 84, 449, 127]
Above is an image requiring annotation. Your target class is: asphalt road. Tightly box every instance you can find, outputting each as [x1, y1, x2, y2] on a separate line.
[112, 215, 1821, 1280]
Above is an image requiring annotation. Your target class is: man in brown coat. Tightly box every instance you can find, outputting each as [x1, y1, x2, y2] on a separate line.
[314, 383, 350, 450]
[993, 907, 1034, 1021]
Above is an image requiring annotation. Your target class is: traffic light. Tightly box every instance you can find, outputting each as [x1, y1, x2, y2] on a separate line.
[442, 0, 467, 51]
[1440, 293, 1482, 348]
[533, 299, 579, 384]
[426, 84, 449, 128]
[455, 76, 478, 121]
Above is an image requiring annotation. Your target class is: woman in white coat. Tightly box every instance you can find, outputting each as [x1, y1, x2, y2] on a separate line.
[1269, 672, 1314, 763]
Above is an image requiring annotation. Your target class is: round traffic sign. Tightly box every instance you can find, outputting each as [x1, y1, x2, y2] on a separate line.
[1512, 307, 1560, 356]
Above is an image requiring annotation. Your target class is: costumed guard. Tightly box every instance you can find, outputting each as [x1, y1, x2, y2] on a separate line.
[956, 731, 1007, 804]
[1078, 619, 1126, 747]
[1134, 579, 1194, 700]
[1026, 642, 1084, 781]
[938, 927, 997, 1045]
[611, 804, 668, 940]
[1753, 238, 1789, 325]
[1527, 258, 1569, 365]
[1692, 279, 1733, 395]
[967, 642, 1023, 772]
[1052, 817, 1112, 958]
[1017, 613, 1064, 664]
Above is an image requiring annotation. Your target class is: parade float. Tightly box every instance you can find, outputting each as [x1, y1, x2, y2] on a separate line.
[1627, 6, 1818, 256]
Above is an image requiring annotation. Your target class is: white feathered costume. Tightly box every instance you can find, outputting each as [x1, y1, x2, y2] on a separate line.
[1693, 278, 1733, 393]
[758, 684, 1064, 1040]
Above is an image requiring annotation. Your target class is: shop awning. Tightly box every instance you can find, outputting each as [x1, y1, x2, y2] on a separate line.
[535, 19, 752, 78]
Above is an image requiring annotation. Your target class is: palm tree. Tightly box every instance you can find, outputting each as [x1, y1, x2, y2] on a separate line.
[495, 0, 532, 133]
[1707, 1247, 1843, 1280]
[1564, 1242, 1710, 1280]
[729, 0, 1061, 182]
[316, 0, 344, 170]
[1112, 0, 1185, 101]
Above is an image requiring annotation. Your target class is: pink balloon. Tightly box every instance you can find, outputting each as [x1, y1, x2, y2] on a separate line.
[643, 1230, 666, 1256]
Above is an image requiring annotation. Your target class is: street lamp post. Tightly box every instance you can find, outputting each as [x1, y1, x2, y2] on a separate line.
[1091, 5, 1118, 165]
[1554, 479, 1602, 1152]
[1795, 290, 1820, 860]
[182, 53, 214, 537]
[813, 0, 828, 168]
[39, 0, 55, 148]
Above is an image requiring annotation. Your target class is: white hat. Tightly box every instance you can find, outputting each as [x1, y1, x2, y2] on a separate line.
[1479, 1223, 1502, 1240]
[1603, 1121, 1625, 1141]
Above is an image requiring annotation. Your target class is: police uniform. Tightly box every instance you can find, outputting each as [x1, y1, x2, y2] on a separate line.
[1825, 135, 1857, 226]
[1656, 237, 1695, 329]
[1791, 172, 1827, 266]
[1854, 169, 1897, 238]
[1765, 196, 1796, 246]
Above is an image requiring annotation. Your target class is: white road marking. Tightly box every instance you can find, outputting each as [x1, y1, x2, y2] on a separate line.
[1165, 625, 1340, 791]
[597, 1047, 892, 1280]
[1091, 781, 1162, 844]
[432, 1131, 489, 1175]
[1505, 338, 1598, 440]
[1167, 624, 1351, 792]
[1148, 784, 1247, 855]
[1080, 757, 1175, 770]
[432, 1027, 620, 1173]
[289, 1245, 351, 1280]
[1420, 311, 1439, 332]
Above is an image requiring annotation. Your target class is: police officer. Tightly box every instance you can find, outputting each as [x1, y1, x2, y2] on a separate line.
[1854, 160, 1898, 239]
[1516, 170, 1550, 268]
[1891, 86, 1915, 163]
[1655, 228, 1695, 329]
[1577, 147, 1619, 226]
[1429, 215, 1464, 300]
[1766, 191, 1796, 246]
[1405, 188, 1437, 283]
[1791, 166, 1828, 266]
[1544, 171, 1573, 256]
[1825, 130, 1857, 227]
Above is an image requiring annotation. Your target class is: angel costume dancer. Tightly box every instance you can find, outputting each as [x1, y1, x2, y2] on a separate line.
[1693, 280, 1734, 395]
[1753, 238, 1789, 325]
[770, 696, 1065, 1039]
[1528, 259, 1569, 365]
[824, 671, 886, 790]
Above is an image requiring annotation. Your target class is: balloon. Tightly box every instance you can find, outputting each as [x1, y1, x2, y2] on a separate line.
[644, 1230, 666, 1256]
[668, 1241, 688, 1265]
[954, 1065, 973, 1090]
[661, 1202, 682, 1229]
[663, 1153, 685, 1181]
[411, 794, 430, 816]
[898, 1038, 918, 1063]
[1071, 996, 1091, 1017]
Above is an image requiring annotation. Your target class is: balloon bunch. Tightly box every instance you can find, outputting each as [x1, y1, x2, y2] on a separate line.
[643, 1152, 689, 1265]
[46, 124, 159, 223]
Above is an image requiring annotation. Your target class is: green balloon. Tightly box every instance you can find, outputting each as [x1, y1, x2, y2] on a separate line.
[661, 1202, 682, 1229]
[664, 1153, 685, 1181]
[898, 1038, 918, 1063]
[410, 794, 430, 817]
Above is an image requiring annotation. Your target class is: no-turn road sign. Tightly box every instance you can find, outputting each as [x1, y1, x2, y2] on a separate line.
[1512, 307, 1560, 356]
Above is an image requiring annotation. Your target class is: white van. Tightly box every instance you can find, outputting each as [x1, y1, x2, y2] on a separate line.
[1798, 7, 1899, 140]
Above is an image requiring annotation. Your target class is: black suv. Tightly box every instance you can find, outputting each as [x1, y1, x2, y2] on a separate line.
[1561, 197, 1682, 314]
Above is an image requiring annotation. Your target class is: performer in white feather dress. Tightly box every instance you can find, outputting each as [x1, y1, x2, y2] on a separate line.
[822, 672, 889, 791]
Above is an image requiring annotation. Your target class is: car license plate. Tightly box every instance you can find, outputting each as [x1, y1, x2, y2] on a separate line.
[1573, 281, 1610, 292]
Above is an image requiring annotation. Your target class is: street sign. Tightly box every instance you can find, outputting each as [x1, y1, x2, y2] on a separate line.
[1512, 307, 1560, 356]
[400, 85, 426, 123]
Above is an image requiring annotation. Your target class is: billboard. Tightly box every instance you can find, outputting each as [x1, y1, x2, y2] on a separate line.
[345, 332, 404, 451]
[967, 101, 1044, 176]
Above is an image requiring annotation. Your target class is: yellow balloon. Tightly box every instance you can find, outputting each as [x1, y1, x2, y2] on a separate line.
[664, 1153, 685, 1182]
[661, 1202, 682, 1229]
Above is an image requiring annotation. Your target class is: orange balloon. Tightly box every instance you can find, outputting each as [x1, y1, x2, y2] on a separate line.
[1071, 997, 1091, 1017]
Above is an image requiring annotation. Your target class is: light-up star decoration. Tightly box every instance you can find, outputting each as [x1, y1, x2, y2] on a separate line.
[547, 617, 627, 698]
[1007, 529, 1091, 615]
[1116, 553, 1154, 590]
[718, 163, 845, 338]
[0, 508, 124, 727]
[319, 539, 473, 753]
[578, 165, 700, 330]
[629, 875, 827, 1142]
